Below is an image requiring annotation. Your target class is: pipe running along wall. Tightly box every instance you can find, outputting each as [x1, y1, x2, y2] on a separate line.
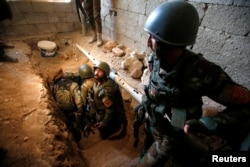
[75, 44, 143, 104]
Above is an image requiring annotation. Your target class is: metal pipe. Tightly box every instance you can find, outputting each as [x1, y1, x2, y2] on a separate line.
[109, 71, 143, 103]
[75, 43, 143, 103]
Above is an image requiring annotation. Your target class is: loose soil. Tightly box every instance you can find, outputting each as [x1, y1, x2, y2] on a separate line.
[0, 31, 144, 167]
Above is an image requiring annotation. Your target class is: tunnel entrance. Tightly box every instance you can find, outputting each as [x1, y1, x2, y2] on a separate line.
[0, 32, 144, 166]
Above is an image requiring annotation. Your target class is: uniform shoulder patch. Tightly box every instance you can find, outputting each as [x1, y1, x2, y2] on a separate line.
[231, 86, 250, 104]
[102, 96, 113, 107]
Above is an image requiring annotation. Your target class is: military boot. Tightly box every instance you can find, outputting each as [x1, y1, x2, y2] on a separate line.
[96, 33, 103, 47]
[88, 30, 97, 44]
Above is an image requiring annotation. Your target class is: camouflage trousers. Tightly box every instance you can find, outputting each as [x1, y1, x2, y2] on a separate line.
[134, 123, 204, 167]
[83, 0, 102, 33]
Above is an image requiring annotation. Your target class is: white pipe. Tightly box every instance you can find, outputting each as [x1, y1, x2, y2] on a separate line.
[109, 71, 143, 103]
[75, 44, 99, 65]
[75, 43, 143, 103]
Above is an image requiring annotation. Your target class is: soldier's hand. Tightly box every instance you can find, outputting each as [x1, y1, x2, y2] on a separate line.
[83, 124, 95, 138]
[96, 122, 105, 129]
[185, 116, 218, 134]
[184, 119, 208, 134]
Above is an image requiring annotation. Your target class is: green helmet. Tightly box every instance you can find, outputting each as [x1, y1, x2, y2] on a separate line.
[94, 61, 110, 76]
[79, 64, 93, 79]
[144, 0, 199, 46]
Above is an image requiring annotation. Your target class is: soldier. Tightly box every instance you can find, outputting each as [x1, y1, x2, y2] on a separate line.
[78, 64, 96, 138]
[0, 0, 18, 62]
[53, 71, 84, 142]
[131, 1, 250, 166]
[87, 61, 126, 139]
[79, 64, 96, 108]
[82, 0, 103, 47]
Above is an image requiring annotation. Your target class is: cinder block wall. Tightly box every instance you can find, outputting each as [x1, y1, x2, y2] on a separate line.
[1, 0, 250, 89]
[1, 0, 81, 36]
[102, 0, 250, 89]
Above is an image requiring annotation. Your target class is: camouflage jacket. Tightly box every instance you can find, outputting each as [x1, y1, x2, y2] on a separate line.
[144, 50, 250, 145]
[88, 78, 116, 126]
[53, 77, 83, 113]
[80, 77, 96, 106]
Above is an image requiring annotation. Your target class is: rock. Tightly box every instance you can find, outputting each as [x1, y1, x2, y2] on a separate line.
[112, 47, 125, 57]
[130, 51, 146, 60]
[130, 69, 143, 79]
[102, 40, 117, 53]
[121, 60, 129, 70]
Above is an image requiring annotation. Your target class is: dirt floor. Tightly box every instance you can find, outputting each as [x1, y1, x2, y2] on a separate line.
[0, 31, 144, 167]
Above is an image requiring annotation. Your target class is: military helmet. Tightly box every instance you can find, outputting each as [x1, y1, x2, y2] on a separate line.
[144, 0, 199, 46]
[79, 64, 93, 79]
[94, 61, 110, 76]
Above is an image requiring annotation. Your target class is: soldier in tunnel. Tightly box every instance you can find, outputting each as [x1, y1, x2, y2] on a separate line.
[78, 63, 96, 136]
[81, 0, 103, 47]
[130, 1, 250, 166]
[79, 64, 96, 109]
[86, 61, 127, 139]
[53, 70, 84, 142]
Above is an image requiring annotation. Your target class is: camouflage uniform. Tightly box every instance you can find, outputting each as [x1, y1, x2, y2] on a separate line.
[80, 77, 96, 107]
[135, 51, 250, 166]
[53, 76, 84, 141]
[53, 77, 83, 113]
[83, 0, 102, 34]
[88, 78, 125, 139]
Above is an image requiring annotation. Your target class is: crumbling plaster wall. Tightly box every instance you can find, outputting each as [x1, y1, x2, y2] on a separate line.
[102, 0, 250, 89]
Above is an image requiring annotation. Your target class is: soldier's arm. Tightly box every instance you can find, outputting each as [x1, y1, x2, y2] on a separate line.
[81, 78, 95, 106]
[185, 60, 250, 137]
[201, 62, 250, 131]
[100, 87, 115, 126]
[71, 82, 83, 112]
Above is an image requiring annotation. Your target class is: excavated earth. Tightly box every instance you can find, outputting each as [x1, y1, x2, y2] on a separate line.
[0, 31, 145, 167]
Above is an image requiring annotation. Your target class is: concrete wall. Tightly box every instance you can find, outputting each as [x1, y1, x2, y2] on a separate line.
[1, 0, 250, 89]
[0, 0, 81, 36]
[102, 0, 250, 89]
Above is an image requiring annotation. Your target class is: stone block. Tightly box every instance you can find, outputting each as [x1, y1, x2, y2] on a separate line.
[128, 0, 147, 14]
[193, 27, 229, 63]
[189, 0, 233, 5]
[32, 2, 54, 13]
[9, 1, 33, 14]
[24, 13, 48, 24]
[11, 25, 37, 36]
[35, 24, 57, 34]
[53, 2, 72, 13]
[201, 5, 250, 36]
[221, 36, 250, 74]
[56, 23, 74, 32]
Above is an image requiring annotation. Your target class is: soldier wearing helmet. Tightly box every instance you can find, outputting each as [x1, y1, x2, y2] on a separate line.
[131, 0, 250, 166]
[79, 64, 96, 107]
[86, 61, 126, 139]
